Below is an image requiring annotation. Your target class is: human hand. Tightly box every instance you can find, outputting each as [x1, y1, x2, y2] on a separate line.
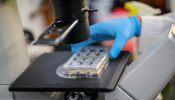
[71, 16, 141, 58]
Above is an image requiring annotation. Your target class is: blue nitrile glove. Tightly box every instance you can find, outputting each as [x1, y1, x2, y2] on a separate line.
[71, 16, 141, 58]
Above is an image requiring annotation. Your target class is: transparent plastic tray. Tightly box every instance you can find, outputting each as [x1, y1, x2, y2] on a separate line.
[57, 46, 110, 78]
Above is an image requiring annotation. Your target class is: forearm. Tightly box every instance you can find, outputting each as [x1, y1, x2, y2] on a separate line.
[138, 14, 175, 54]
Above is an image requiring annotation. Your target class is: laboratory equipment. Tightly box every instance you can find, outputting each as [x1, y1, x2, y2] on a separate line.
[9, 24, 175, 100]
[35, 0, 97, 45]
[9, 51, 130, 100]
[0, 0, 175, 100]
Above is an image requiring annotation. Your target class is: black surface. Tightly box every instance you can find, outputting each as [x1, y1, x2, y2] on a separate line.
[9, 51, 130, 92]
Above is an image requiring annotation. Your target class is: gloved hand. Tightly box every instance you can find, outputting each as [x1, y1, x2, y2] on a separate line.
[71, 16, 141, 58]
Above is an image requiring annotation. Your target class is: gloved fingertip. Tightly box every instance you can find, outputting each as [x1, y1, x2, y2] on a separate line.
[71, 44, 80, 53]
[110, 53, 117, 59]
[110, 49, 119, 59]
[71, 48, 76, 54]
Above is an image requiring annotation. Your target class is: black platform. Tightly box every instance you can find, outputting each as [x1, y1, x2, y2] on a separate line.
[9, 51, 130, 92]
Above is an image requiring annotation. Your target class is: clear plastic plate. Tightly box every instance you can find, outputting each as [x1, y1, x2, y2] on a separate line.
[56, 46, 110, 78]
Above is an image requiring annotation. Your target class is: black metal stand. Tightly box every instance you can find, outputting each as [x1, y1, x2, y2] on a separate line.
[9, 51, 130, 100]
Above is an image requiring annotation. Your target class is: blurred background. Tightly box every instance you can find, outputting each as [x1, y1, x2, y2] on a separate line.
[16, 0, 174, 100]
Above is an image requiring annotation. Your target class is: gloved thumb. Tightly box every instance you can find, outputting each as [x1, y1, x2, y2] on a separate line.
[110, 36, 127, 58]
